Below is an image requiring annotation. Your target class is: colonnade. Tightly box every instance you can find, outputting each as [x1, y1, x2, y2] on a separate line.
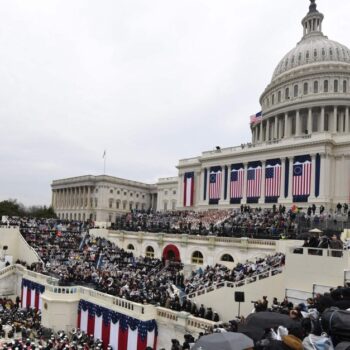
[181, 153, 329, 207]
[252, 106, 350, 143]
[52, 186, 93, 210]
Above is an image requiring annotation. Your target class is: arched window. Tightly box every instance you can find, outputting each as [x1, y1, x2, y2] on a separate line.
[314, 81, 319, 93]
[127, 244, 135, 250]
[303, 82, 308, 95]
[221, 254, 234, 262]
[278, 91, 281, 103]
[272, 94, 275, 105]
[116, 201, 120, 209]
[334, 79, 338, 93]
[145, 246, 154, 258]
[285, 87, 290, 99]
[109, 199, 113, 209]
[192, 251, 203, 265]
[294, 84, 298, 97]
[343, 80, 347, 93]
[324, 80, 329, 93]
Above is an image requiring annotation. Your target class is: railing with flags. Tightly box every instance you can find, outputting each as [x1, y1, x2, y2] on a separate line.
[77, 300, 157, 350]
[3, 265, 220, 349]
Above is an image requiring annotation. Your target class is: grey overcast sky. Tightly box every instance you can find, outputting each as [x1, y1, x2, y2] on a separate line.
[0, 0, 349, 206]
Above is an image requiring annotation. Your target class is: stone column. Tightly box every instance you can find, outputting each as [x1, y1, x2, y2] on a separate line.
[345, 107, 349, 133]
[278, 116, 283, 139]
[287, 157, 294, 201]
[309, 154, 316, 202]
[332, 106, 338, 133]
[295, 110, 301, 136]
[284, 113, 288, 138]
[266, 118, 270, 141]
[200, 168, 206, 204]
[320, 107, 325, 132]
[307, 108, 312, 134]
[242, 162, 248, 204]
[56, 190, 60, 209]
[259, 161, 266, 204]
[221, 165, 231, 205]
[274, 116, 278, 139]
[259, 123, 263, 142]
[319, 153, 331, 206]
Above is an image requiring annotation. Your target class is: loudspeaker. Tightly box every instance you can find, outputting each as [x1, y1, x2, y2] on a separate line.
[235, 291, 245, 302]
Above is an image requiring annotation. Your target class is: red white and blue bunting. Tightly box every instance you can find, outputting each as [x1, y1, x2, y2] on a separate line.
[77, 300, 157, 350]
[21, 278, 45, 310]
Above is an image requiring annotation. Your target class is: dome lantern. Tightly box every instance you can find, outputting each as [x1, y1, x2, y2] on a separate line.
[301, 0, 324, 39]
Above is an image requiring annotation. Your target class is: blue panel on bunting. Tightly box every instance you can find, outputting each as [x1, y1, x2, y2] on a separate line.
[247, 197, 259, 204]
[247, 161, 262, 169]
[265, 197, 278, 203]
[22, 278, 45, 294]
[184, 172, 194, 179]
[231, 163, 244, 171]
[230, 198, 242, 204]
[210, 166, 222, 173]
[315, 154, 321, 198]
[266, 158, 281, 167]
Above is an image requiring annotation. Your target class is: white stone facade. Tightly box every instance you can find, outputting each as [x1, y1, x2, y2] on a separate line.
[176, 1, 350, 211]
[52, 1, 350, 219]
[51, 175, 157, 222]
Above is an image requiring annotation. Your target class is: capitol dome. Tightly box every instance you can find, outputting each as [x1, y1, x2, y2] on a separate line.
[272, 37, 350, 81]
[253, 0, 350, 146]
[272, 0, 350, 81]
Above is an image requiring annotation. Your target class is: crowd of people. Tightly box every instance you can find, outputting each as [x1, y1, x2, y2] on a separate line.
[184, 253, 285, 296]
[0, 299, 126, 349]
[113, 204, 350, 238]
[170, 287, 350, 349]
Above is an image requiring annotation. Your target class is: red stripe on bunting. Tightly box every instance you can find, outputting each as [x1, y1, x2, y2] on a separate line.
[26, 288, 31, 308]
[35, 291, 40, 310]
[118, 328, 128, 350]
[77, 311, 81, 329]
[87, 314, 95, 336]
[102, 322, 110, 350]
[137, 336, 147, 350]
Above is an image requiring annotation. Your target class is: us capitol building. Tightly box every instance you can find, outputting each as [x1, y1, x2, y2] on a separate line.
[52, 0, 350, 223]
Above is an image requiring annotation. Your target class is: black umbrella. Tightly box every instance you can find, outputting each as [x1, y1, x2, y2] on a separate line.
[192, 332, 254, 350]
[246, 312, 300, 330]
[237, 324, 265, 342]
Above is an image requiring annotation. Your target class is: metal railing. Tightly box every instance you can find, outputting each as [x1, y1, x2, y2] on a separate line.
[187, 267, 284, 299]
[289, 246, 349, 258]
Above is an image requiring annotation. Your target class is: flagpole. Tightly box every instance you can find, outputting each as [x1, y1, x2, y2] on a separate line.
[103, 150, 106, 175]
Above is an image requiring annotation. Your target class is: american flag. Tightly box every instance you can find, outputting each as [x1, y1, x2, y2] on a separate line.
[265, 164, 281, 197]
[247, 166, 262, 198]
[250, 111, 262, 124]
[293, 161, 312, 196]
[209, 171, 222, 200]
[230, 168, 244, 199]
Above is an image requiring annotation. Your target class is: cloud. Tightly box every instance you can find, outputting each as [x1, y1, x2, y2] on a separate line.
[0, 0, 349, 205]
